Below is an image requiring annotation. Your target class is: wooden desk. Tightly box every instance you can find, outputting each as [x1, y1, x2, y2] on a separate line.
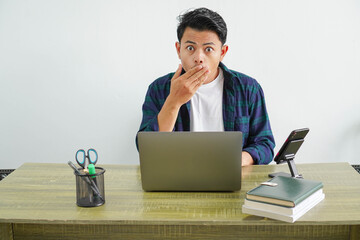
[0, 162, 359, 239]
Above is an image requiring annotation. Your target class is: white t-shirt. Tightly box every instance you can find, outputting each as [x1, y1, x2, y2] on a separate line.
[190, 68, 224, 131]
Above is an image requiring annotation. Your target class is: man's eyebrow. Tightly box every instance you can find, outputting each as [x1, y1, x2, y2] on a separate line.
[185, 40, 197, 45]
[184, 40, 215, 46]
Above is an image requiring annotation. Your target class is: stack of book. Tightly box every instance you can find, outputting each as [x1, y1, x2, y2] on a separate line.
[242, 175, 325, 223]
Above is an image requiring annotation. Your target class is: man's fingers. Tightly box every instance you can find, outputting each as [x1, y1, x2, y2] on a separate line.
[187, 67, 209, 88]
[190, 73, 208, 90]
[181, 65, 203, 79]
[191, 67, 209, 82]
[172, 64, 183, 80]
[174, 64, 209, 82]
[171, 64, 209, 91]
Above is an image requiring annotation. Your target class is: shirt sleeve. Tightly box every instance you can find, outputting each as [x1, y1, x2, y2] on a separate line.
[138, 74, 173, 133]
[136, 83, 163, 150]
[243, 85, 275, 165]
[139, 85, 161, 132]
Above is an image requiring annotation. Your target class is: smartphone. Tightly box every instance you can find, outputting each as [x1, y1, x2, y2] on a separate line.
[273, 128, 309, 164]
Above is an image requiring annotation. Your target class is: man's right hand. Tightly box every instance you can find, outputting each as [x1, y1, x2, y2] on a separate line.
[167, 64, 210, 108]
[157, 64, 210, 132]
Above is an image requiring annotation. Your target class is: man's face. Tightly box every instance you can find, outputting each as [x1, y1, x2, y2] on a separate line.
[176, 27, 228, 84]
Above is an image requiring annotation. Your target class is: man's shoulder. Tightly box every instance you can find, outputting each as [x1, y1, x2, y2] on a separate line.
[147, 72, 174, 94]
[221, 64, 262, 91]
[149, 72, 174, 87]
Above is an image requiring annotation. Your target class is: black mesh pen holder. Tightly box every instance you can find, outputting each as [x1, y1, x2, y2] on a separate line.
[74, 167, 106, 207]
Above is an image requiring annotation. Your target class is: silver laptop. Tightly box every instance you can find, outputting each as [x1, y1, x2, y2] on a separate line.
[137, 131, 242, 191]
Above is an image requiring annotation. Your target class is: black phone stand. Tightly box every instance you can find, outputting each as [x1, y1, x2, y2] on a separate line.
[268, 154, 303, 179]
[269, 128, 309, 179]
[268, 139, 305, 179]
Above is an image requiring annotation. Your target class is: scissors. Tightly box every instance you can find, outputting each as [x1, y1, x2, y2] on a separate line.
[75, 148, 98, 169]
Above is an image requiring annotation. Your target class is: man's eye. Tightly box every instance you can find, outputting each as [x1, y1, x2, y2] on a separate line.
[186, 46, 194, 51]
[205, 47, 214, 52]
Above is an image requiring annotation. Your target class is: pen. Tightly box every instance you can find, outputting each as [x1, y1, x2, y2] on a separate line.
[68, 161, 104, 202]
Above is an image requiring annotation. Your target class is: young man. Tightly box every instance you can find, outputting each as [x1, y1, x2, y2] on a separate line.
[138, 8, 275, 165]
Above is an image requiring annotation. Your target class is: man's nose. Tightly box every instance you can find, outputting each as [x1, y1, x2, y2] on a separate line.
[194, 50, 204, 64]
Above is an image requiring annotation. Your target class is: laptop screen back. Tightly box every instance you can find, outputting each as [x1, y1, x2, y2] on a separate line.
[137, 131, 243, 191]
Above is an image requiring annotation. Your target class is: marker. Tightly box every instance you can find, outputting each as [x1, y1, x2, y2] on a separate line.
[88, 164, 96, 178]
[68, 161, 104, 202]
[87, 163, 98, 189]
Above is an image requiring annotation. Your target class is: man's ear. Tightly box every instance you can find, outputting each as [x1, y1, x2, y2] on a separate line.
[175, 42, 181, 59]
[220, 45, 229, 61]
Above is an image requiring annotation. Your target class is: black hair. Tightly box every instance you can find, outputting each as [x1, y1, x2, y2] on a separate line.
[177, 8, 227, 45]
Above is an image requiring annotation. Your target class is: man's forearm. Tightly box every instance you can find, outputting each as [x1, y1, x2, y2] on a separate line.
[157, 97, 181, 132]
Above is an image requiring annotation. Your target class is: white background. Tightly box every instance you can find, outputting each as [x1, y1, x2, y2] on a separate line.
[1, 0, 359, 169]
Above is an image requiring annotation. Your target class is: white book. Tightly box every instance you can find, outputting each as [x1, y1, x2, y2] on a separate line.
[244, 188, 324, 216]
[242, 192, 325, 223]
